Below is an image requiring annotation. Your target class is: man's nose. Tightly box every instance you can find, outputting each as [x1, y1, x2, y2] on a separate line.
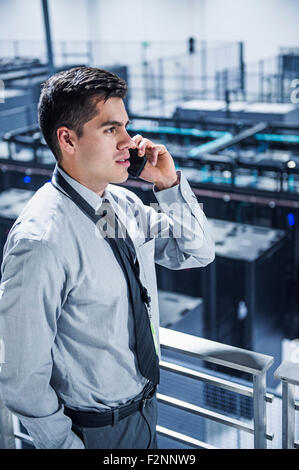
[117, 130, 135, 150]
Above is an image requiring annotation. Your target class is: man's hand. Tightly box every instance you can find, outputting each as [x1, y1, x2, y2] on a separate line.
[132, 135, 179, 190]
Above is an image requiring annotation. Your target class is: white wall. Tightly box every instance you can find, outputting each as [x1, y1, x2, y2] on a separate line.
[49, 0, 89, 41]
[0, 0, 43, 41]
[0, 0, 298, 63]
[86, 0, 196, 42]
[0, 0, 89, 42]
[201, 0, 299, 63]
[85, 0, 299, 62]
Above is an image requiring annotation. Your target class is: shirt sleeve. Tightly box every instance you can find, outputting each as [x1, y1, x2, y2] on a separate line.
[0, 237, 85, 449]
[148, 170, 215, 269]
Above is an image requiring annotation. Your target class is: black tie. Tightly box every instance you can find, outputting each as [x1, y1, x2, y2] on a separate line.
[51, 170, 160, 385]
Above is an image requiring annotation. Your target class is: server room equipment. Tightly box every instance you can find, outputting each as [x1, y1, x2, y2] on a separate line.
[0, 188, 34, 267]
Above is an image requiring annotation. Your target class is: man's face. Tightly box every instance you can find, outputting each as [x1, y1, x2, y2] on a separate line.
[65, 97, 134, 194]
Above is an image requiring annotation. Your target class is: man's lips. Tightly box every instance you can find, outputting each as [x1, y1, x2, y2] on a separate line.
[116, 156, 130, 162]
[116, 155, 130, 168]
[115, 156, 130, 167]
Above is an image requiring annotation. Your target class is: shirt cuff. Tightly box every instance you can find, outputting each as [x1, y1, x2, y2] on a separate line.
[153, 170, 199, 208]
[153, 170, 181, 198]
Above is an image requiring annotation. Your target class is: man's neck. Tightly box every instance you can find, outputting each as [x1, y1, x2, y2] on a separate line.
[58, 162, 107, 197]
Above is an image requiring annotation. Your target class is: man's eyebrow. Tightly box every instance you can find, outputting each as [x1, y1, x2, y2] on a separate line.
[99, 119, 130, 128]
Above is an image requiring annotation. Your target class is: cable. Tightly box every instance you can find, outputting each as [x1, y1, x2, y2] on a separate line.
[140, 408, 152, 449]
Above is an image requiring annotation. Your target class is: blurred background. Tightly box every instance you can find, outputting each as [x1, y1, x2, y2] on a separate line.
[0, 0, 298, 450]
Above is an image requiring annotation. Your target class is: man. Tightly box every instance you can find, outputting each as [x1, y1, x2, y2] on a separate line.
[0, 66, 215, 449]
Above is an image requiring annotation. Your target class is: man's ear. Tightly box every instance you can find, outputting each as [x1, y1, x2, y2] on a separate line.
[57, 127, 76, 154]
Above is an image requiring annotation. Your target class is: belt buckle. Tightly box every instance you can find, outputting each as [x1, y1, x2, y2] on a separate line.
[141, 395, 150, 411]
[141, 390, 152, 410]
[140, 382, 155, 411]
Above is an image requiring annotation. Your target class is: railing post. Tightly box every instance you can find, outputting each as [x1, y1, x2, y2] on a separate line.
[87, 40, 93, 66]
[282, 380, 295, 449]
[200, 40, 207, 99]
[274, 360, 299, 449]
[259, 59, 264, 102]
[253, 372, 267, 448]
[0, 400, 15, 449]
[41, 0, 55, 76]
[158, 58, 164, 115]
[238, 41, 245, 101]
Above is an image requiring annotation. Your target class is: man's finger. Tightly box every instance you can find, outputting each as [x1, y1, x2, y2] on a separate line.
[138, 138, 153, 156]
[151, 146, 159, 166]
[132, 134, 143, 147]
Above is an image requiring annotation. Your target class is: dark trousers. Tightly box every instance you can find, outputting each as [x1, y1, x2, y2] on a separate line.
[71, 393, 158, 449]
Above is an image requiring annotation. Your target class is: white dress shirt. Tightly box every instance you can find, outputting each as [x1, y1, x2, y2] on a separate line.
[0, 164, 215, 448]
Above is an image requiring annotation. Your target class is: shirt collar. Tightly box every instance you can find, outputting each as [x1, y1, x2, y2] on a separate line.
[52, 163, 109, 212]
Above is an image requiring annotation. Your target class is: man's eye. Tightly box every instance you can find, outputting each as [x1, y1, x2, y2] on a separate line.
[105, 127, 116, 134]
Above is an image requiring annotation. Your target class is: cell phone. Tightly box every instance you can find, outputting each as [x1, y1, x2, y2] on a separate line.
[128, 148, 147, 178]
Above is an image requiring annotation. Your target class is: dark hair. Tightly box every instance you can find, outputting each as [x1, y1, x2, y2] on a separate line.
[38, 66, 127, 161]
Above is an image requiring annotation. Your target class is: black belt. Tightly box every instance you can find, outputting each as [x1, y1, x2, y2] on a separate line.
[64, 383, 156, 428]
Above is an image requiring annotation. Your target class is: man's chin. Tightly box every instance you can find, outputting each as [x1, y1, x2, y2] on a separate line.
[111, 172, 129, 184]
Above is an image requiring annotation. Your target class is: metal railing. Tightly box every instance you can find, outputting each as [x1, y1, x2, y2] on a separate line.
[158, 327, 274, 449]
[274, 360, 299, 449]
[0, 399, 15, 449]
[0, 327, 275, 449]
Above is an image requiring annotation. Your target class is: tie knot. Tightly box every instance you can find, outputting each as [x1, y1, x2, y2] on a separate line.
[97, 198, 111, 218]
